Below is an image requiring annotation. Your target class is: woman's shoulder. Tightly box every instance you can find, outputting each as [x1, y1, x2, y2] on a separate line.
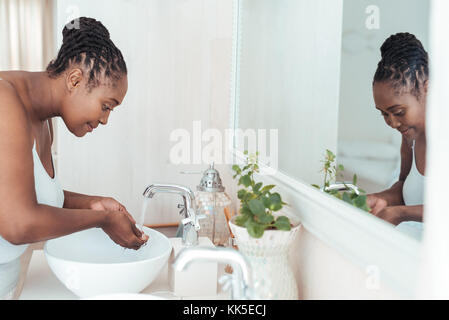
[0, 77, 28, 115]
[0, 75, 33, 141]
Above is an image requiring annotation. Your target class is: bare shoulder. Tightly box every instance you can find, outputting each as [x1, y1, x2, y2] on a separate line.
[0, 79, 32, 140]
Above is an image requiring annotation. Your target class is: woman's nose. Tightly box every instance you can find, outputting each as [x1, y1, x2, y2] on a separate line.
[387, 115, 401, 129]
[99, 112, 110, 125]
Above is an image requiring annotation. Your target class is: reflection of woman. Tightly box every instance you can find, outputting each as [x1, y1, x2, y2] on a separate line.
[0, 17, 148, 299]
[367, 33, 427, 238]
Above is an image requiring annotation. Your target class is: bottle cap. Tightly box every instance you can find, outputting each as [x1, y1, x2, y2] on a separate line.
[197, 163, 225, 192]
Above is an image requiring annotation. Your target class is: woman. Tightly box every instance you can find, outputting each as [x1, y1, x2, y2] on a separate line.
[0, 17, 148, 299]
[367, 32, 428, 238]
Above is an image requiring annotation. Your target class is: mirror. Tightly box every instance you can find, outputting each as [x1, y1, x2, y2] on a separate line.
[235, 0, 430, 241]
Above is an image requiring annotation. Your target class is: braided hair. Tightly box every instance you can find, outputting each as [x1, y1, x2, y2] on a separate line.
[373, 32, 428, 98]
[46, 17, 127, 91]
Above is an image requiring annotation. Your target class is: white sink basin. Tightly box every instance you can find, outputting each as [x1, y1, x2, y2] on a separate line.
[44, 226, 172, 298]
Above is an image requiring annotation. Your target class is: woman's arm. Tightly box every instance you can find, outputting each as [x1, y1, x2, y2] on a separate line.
[367, 136, 413, 211]
[369, 180, 405, 207]
[0, 84, 147, 248]
[63, 190, 102, 209]
[373, 205, 423, 225]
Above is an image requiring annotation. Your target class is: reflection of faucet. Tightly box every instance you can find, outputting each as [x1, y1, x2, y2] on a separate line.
[143, 184, 201, 246]
[173, 247, 254, 300]
[323, 182, 360, 195]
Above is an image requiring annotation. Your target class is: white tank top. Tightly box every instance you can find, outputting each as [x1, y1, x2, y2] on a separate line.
[0, 86, 65, 296]
[396, 140, 425, 240]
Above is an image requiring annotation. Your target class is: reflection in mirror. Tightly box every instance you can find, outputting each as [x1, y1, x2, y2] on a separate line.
[337, 0, 429, 241]
[235, 0, 430, 241]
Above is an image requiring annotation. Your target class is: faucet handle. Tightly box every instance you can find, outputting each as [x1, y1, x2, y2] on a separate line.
[177, 203, 186, 216]
[181, 210, 206, 231]
[218, 274, 233, 294]
[219, 273, 257, 300]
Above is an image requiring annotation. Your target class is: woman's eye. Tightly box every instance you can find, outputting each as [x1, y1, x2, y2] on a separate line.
[393, 111, 404, 117]
[103, 105, 112, 112]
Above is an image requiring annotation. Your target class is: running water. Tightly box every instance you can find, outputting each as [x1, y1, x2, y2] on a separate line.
[122, 197, 150, 253]
[138, 197, 150, 232]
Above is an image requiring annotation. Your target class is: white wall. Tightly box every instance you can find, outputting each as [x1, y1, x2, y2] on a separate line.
[293, 228, 399, 299]
[55, 0, 234, 225]
[338, 0, 429, 145]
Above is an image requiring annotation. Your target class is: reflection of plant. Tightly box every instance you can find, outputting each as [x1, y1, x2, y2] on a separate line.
[232, 151, 291, 238]
[312, 150, 370, 212]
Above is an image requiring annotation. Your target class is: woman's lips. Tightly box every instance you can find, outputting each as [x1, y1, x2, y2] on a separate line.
[87, 123, 94, 132]
[400, 128, 410, 135]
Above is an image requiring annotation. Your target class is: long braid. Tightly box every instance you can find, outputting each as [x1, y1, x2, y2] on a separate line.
[46, 17, 127, 91]
[373, 32, 428, 98]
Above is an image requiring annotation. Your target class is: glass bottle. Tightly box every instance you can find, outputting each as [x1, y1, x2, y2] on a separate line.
[195, 164, 232, 247]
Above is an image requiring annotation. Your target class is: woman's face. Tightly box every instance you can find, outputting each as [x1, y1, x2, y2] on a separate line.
[60, 70, 128, 137]
[373, 81, 427, 142]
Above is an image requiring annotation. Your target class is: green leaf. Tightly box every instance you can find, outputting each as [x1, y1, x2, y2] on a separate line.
[342, 192, 352, 204]
[240, 204, 252, 215]
[244, 192, 256, 202]
[269, 193, 281, 203]
[268, 193, 282, 211]
[245, 220, 266, 238]
[232, 165, 241, 174]
[235, 214, 250, 226]
[274, 216, 291, 231]
[253, 182, 263, 193]
[256, 212, 274, 224]
[243, 150, 248, 155]
[352, 174, 357, 185]
[248, 199, 266, 216]
[353, 195, 367, 208]
[262, 196, 271, 208]
[239, 175, 252, 187]
[311, 184, 320, 189]
[237, 189, 247, 200]
[261, 184, 276, 194]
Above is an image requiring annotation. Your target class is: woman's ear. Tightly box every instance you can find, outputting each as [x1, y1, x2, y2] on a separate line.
[424, 80, 429, 95]
[66, 68, 83, 92]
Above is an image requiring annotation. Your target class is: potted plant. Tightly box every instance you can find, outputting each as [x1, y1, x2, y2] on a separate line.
[229, 151, 300, 300]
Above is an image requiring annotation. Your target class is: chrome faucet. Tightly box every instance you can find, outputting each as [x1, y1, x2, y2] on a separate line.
[143, 184, 202, 246]
[173, 247, 254, 300]
[323, 182, 360, 195]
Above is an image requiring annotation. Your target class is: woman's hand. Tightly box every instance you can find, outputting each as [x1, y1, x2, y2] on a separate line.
[100, 210, 149, 250]
[89, 196, 126, 212]
[370, 206, 405, 225]
[366, 193, 388, 215]
[91, 197, 149, 249]
[367, 194, 404, 225]
[89, 196, 140, 227]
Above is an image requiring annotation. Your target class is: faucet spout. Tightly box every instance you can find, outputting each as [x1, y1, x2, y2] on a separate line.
[323, 182, 360, 195]
[173, 247, 253, 299]
[143, 184, 200, 246]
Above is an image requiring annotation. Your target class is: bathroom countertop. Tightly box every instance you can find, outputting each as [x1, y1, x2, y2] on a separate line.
[20, 246, 230, 300]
